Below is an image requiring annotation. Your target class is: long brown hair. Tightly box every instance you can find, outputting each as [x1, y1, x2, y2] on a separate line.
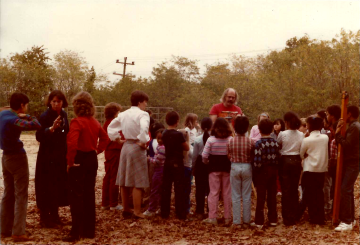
[72, 91, 95, 117]
[184, 113, 198, 129]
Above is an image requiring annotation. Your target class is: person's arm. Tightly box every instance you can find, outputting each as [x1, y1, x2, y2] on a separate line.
[249, 126, 255, 139]
[335, 123, 359, 150]
[202, 139, 211, 164]
[209, 115, 217, 123]
[14, 114, 41, 130]
[299, 139, 307, 159]
[192, 140, 200, 167]
[276, 131, 283, 148]
[227, 139, 232, 160]
[107, 114, 122, 141]
[138, 113, 150, 144]
[66, 120, 81, 168]
[253, 142, 261, 167]
[36, 114, 63, 142]
[97, 126, 110, 154]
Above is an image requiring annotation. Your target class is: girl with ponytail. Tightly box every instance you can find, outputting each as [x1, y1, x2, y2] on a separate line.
[192, 117, 213, 220]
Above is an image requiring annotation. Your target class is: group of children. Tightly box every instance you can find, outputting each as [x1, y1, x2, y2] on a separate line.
[104, 105, 358, 232]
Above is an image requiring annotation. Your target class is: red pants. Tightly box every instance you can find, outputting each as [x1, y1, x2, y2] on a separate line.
[102, 151, 120, 207]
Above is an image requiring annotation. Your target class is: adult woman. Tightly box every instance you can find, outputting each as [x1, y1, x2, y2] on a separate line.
[35, 90, 69, 228]
[65, 91, 109, 241]
[107, 90, 150, 219]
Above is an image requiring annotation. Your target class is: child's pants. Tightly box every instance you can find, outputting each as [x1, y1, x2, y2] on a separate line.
[230, 163, 252, 224]
[195, 160, 209, 215]
[208, 172, 231, 219]
[148, 166, 164, 212]
[254, 165, 278, 225]
[102, 150, 120, 207]
[184, 167, 192, 214]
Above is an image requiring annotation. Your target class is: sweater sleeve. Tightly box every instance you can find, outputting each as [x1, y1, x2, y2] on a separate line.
[14, 115, 41, 130]
[335, 124, 359, 150]
[138, 112, 150, 143]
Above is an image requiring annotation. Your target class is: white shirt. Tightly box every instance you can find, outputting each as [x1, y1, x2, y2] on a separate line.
[185, 127, 197, 145]
[152, 139, 158, 154]
[300, 130, 328, 172]
[107, 106, 150, 144]
[277, 130, 304, 155]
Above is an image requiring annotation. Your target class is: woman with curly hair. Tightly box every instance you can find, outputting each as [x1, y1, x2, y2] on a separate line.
[107, 90, 150, 219]
[64, 91, 109, 242]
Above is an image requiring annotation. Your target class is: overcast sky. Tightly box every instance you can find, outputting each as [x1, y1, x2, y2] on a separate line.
[1, 0, 359, 81]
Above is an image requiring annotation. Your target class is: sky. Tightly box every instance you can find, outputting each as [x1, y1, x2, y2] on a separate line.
[1, 0, 359, 81]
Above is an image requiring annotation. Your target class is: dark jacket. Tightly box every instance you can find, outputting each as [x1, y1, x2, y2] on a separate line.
[35, 108, 69, 209]
[335, 120, 360, 164]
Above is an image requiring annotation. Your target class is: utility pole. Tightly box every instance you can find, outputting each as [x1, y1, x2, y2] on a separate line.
[113, 57, 135, 79]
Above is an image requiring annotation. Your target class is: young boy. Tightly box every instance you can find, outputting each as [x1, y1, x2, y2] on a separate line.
[228, 116, 253, 228]
[334, 105, 360, 231]
[0, 93, 41, 242]
[252, 118, 280, 228]
[160, 111, 189, 220]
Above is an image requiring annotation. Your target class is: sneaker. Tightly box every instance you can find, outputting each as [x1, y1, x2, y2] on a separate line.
[143, 210, 155, 217]
[269, 222, 277, 227]
[277, 192, 282, 196]
[335, 222, 353, 232]
[224, 218, 232, 226]
[250, 222, 263, 229]
[155, 209, 161, 215]
[110, 204, 123, 211]
[353, 220, 357, 227]
[101, 205, 110, 210]
[202, 218, 218, 225]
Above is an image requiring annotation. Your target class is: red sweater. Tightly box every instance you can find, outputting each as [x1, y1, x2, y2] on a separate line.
[67, 117, 109, 166]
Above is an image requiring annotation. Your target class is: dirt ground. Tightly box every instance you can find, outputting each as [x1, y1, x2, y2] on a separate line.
[0, 134, 359, 245]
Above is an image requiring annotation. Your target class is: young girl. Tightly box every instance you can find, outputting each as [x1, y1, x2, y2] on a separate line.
[184, 113, 199, 145]
[276, 111, 304, 226]
[202, 118, 232, 225]
[298, 116, 328, 225]
[143, 128, 165, 217]
[65, 92, 109, 241]
[192, 117, 213, 220]
[270, 118, 285, 196]
[228, 116, 253, 228]
[250, 112, 270, 142]
[179, 129, 193, 215]
[101, 102, 124, 211]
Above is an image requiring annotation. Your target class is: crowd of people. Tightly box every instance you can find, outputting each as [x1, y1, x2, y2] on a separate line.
[0, 87, 359, 243]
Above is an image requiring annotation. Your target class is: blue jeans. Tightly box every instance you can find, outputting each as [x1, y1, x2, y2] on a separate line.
[339, 161, 359, 224]
[0, 154, 29, 236]
[230, 163, 252, 224]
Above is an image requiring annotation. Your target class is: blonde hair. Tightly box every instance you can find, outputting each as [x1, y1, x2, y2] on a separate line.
[184, 113, 198, 129]
[220, 88, 238, 105]
[178, 129, 190, 164]
[257, 112, 270, 123]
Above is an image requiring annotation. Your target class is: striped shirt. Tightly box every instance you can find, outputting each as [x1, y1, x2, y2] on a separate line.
[150, 145, 166, 167]
[330, 139, 337, 160]
[202, 136, 232, 159]
[228, 135, 252, 163]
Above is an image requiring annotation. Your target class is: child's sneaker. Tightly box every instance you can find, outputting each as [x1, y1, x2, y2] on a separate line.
[335, 222, 353, 232]
[155, 209, 161, 215]
[269, 222, 277, 227]
[277, 192, 282, 196]
[143, 210, 155, 217]
[250, 222, 263, 229]
[202, 218, 218, 225]
[110, 204, 123, 211]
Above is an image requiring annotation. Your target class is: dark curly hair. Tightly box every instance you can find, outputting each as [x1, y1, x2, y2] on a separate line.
[104, 102, 122, 120]
[211, 118, 232, 139]
[72, 91, 95, 117]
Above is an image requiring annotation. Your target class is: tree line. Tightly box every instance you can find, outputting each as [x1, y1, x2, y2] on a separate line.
[0, 29, 358, 126]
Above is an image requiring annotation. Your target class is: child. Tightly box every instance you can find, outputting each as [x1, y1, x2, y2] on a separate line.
[0, 93, 41, 242]
[228, 116, 253, 228]
[143, 128, 165, 217]
[161, 111, 189, 220]
[270, 118, 285, 196]
[202, 118, 232, 225]
[277, 111, 304, 226]
[252, 119, 280, 228]
[298, 116, 328, 225]
[299, 118, 307, 135]
[192, 117, 213, 220]
[65, 92, 109, 241]
[271, 118, 285, 140]
[179, 129, 193, 215]
[249, 112, 270, 142]
[184, 113, 199, 145]
[101, 102, 124, 211]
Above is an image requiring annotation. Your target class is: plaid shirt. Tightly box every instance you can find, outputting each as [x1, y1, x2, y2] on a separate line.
[330, 139, 338, 160]
[227, 135, 252, 163]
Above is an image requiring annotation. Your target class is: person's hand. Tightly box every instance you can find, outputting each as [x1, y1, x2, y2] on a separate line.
[136, 142, 147, 149]
[335, 119, 344, 134]
[18, 113, 28, 118]
[115, 138, 126, 145]
[67, 163, 80, 173]
[52, 115, 63, 130]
